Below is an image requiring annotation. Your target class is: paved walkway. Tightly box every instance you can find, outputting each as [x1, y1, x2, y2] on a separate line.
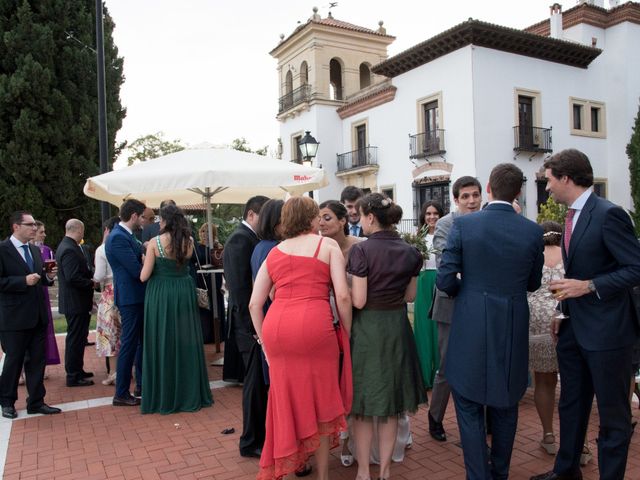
[1, 334, 639, 479]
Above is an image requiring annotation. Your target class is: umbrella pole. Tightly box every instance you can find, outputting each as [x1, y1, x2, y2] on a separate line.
[205, 188, 221, 354]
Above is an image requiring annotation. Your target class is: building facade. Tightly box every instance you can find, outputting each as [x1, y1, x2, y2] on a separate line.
[271, 1, 640, 222]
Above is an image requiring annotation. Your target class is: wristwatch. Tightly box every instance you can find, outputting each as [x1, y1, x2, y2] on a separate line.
[587, 280, 597, 293]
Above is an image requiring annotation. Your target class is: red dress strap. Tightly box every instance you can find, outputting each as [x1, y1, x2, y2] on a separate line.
[312, 237, 324, 259]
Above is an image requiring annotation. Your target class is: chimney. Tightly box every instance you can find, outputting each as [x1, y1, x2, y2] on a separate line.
[550, 3, 563, 39]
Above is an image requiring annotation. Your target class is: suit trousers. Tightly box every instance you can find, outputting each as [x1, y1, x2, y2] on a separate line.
[115, 303, 144, 398]
[452, 390, 518, 480]
[554, 318, 633, 480]
[237, 331, 268, 453]
[429, 321, 452, 422]
[0, 324, 47, 409]
[64, 312, 91, 382]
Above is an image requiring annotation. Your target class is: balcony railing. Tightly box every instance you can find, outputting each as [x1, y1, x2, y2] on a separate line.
[409, 130, 446, 158]
[513, 126, 552, 153]
[278, 84, 312, 113]
[337, 146, 378, 172]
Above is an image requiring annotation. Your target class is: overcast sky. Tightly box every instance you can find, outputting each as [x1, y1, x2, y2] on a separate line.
[105, 0, 619, 164]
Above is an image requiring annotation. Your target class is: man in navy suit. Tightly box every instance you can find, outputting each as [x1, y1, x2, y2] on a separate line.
[531, 149, 640, 480]
[0, 211, 62, 419]
[105, 199, 148, 406]
[340, 186, 365, 237]
[437, 164, 544, 479]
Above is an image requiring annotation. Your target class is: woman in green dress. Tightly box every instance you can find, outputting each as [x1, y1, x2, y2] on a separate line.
[140, 205, 213, 414]
[413, 200, 444, 389]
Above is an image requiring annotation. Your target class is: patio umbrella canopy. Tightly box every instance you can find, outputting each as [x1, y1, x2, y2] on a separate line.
[83, 146, 328, 208]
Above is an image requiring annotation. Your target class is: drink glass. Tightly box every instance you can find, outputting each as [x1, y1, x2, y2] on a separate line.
[44, 259, 56, 273]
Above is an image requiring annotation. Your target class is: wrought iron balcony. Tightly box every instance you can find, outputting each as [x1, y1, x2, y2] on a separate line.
[513, 126, 552, 153]
[337, 146, 378, 172]
[278, 84, 312, 113]
[409, 130, 446, 158]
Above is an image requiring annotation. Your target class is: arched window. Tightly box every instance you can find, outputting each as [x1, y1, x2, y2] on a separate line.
[359, 63, 371, 89]
[285, 70, 293, 95]
[329, 58, 343, 100]
[300, 61, 308, 85]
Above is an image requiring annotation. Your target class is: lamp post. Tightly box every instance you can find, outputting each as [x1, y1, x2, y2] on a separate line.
[298, 131, 320, 167]
[96, 0, 109, 225]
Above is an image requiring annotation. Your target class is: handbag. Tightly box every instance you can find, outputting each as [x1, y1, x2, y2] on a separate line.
[193, 246, 210, 310]
[212, 242, 224, 269]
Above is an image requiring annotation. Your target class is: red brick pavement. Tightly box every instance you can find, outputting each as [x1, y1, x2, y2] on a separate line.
[2, 334, 640, 479]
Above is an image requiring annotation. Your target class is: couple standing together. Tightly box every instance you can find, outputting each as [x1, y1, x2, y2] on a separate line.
[105, 199, 211, 412]
[439, 150, 640, 480]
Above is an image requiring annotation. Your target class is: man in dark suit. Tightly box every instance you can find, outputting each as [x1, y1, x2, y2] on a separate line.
[57, 219, 95, 387]
[340, 186, 365, 237]
[531, 150, 640, 480]
[428, 176, 482, 442]
[437, 164, 544, 479]
[0, 211, 61, 418]
[140, 200, 175, 247]
[223, 195, 269, 458]
[105, 199, 148, 406]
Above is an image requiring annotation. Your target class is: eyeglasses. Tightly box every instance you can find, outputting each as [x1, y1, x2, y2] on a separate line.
[20, 222, 38, 227]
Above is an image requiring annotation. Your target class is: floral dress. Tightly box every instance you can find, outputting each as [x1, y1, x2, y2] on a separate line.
[94, 244, 121, 357]
[527, 263, 563, 373]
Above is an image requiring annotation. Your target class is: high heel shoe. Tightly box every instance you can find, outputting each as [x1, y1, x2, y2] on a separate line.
[101, 372, 117, 386]
[539, 432, 557, 455]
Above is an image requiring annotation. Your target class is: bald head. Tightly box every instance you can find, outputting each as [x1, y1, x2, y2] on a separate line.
[65, 219, 85, 242]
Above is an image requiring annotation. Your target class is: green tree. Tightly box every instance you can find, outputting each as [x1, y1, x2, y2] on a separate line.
[0, 0, 125, 247]
[537, 196, 567, 225]
[126, 131, 185, 165]
[627, 103, 640, 236]
[231, 137, 267, 156]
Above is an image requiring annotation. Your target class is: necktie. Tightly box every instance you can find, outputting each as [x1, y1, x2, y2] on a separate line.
[350, 225, 358, 237]
[564, 208, 576, 253]
[21, 244, 34, 272]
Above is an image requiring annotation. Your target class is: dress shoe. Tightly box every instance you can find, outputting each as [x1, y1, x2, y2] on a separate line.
[85, 341, 95, 347]
[1, 406, 17, 419]
[81, 371, 94, 378]
[239, 447, 262, 458]
[428, 411, 447, 442]
[530, 471, 583, 480]
[112, 395, 141, 406]
[134, 386, 142, 397]
[66, 378, 94, 387]
[27, 404, 62, 415]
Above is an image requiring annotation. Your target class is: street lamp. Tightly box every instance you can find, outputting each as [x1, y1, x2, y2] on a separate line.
[298, 131, 320, 167]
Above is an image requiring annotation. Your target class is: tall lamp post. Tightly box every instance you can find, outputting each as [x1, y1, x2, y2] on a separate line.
[96, 0, 109, 224]
[298, 131, 320, 198]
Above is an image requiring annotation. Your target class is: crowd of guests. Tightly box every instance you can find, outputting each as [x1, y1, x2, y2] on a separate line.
[1, 147, 640, 480]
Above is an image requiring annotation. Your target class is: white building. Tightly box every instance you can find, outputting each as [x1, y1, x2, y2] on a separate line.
[271, 1, 640, 222]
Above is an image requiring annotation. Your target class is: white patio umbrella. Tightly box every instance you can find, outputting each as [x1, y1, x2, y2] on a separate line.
[83, 146, 328, 350]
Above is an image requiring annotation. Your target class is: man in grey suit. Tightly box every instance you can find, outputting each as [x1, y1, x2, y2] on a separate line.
[428, 176, 482, 441]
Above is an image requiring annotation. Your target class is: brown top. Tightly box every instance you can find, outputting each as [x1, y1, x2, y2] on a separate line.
[347, 230, 422, 309]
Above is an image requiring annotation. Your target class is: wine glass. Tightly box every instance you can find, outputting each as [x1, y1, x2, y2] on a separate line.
[549, 270, 569, 320]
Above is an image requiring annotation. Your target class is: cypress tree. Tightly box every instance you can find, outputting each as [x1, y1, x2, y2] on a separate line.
[0, 0, 125, 246]
[627, 102, 640, 236]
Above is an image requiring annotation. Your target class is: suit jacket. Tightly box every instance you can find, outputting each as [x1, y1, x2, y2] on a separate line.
[141, 222, 160, 243]
[431, 212, 459, 324]
[56, 236, 95, 315]
[0, 238, 52, 331]
[105, 224, 146, 307]
[561, 193, 640, 351]
[223, 223, 259, 345]
[436, 203, 544, 407]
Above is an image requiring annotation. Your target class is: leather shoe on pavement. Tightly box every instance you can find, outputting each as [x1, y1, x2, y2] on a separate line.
[2, 406, 17, 419]
[81, 371, 94, 378]
[67, 378, 94, 387]
[27, 404, 62, 415]
[239, 447, 262, 458]
[428, 411, 447, 442]
[133, 386, 142, 397]
[112, 395, 141, 407]
[530, 471, 583, 480]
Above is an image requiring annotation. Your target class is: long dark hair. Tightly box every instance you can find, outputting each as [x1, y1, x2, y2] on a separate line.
[159, 204, 191, 267]
[257, 199, 284, 241]
[418, 200, 444, 230]
[319, 200, 349, 236]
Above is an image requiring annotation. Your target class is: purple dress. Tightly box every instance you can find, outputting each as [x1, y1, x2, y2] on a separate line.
[38, 244, 61, 365]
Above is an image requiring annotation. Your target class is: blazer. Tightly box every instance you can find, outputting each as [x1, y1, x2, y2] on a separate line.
[56, 236, 95, 315]
[436, 203, 544, 407]
[0, 238, 52, 331]
[105, 224, 146, 307]
[561, 193, 640, 351]
[223, 223, 259, 343]
[431, 212, 459, 324]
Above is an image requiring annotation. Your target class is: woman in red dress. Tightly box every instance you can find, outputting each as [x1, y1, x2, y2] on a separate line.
[249, 196, 352, 480]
